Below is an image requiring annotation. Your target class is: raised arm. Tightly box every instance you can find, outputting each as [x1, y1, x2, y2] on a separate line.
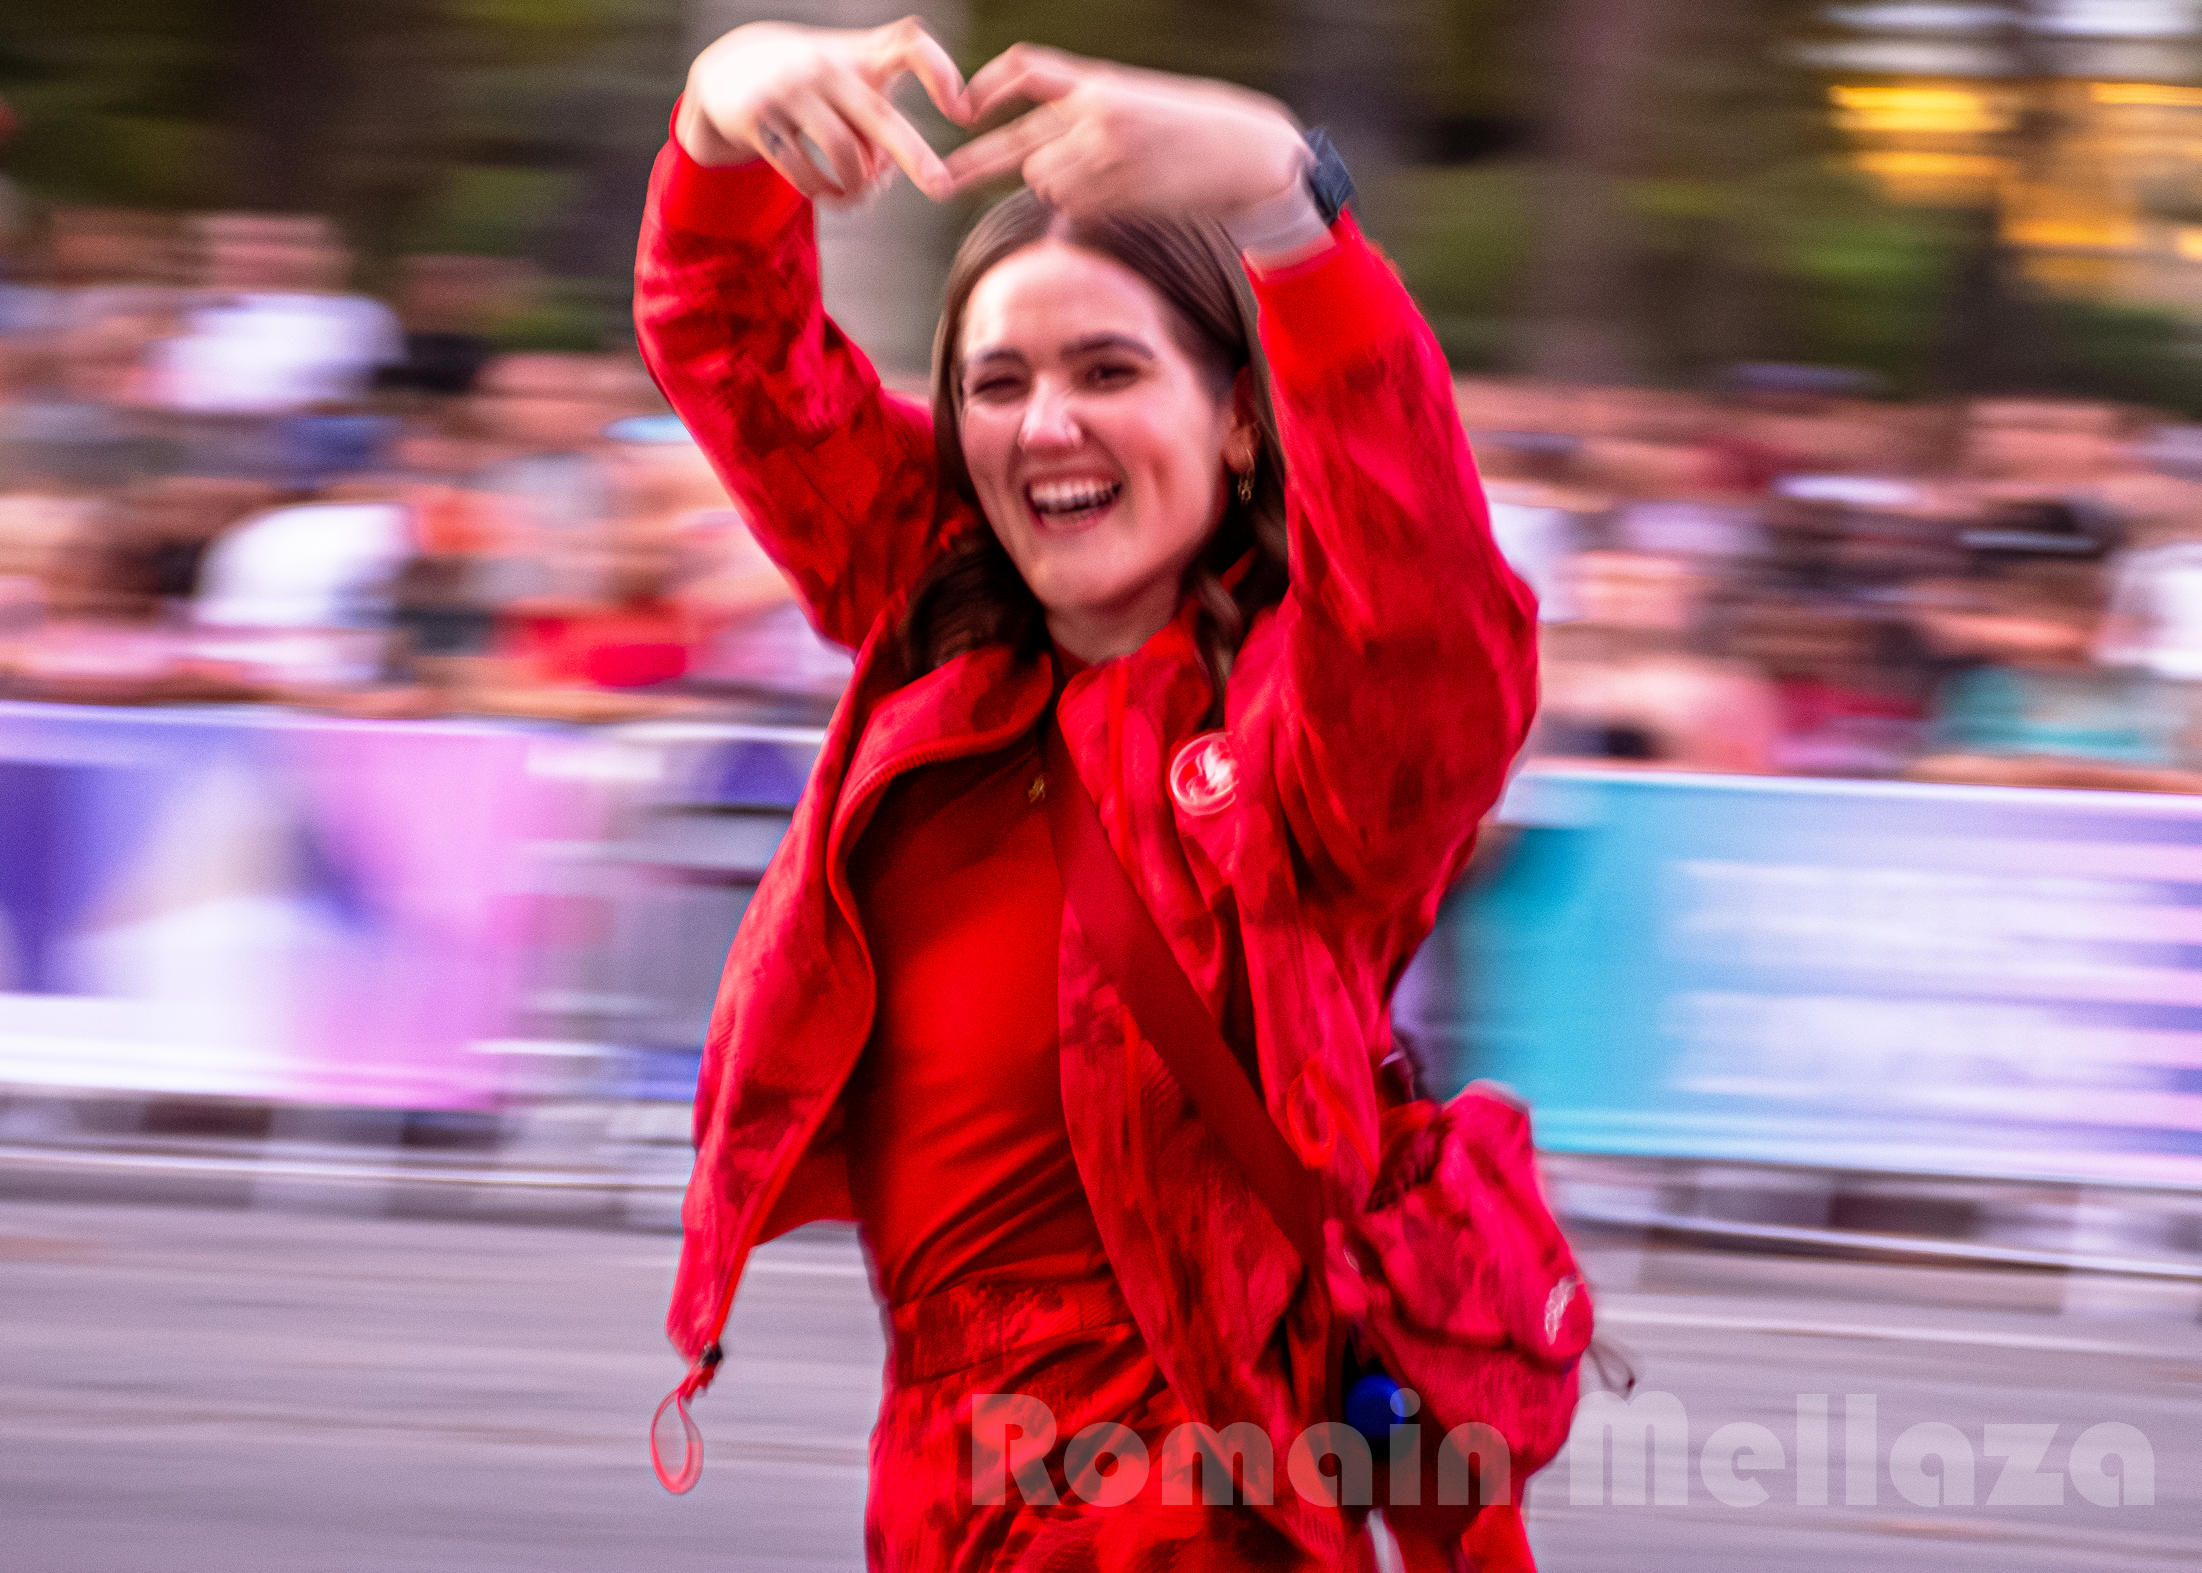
[635, 20, 977, 648]
[1251, 232, 1538, 910]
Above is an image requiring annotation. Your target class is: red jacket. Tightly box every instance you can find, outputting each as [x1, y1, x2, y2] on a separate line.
[635, 139, 1538, 1555]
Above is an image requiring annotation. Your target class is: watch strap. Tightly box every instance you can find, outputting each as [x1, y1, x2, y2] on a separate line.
[1303, 127, 1355, 229]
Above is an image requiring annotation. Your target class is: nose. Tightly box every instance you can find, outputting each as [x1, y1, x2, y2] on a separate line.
[1017, 379, 1080, 451]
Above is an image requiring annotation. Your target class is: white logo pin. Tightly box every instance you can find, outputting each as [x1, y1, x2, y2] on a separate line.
[1168, 732, 1237, 816]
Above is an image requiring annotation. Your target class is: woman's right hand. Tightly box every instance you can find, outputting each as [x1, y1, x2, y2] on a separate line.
[676, 17, 969, 203]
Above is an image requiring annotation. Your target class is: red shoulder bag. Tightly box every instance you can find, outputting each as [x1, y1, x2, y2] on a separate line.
[1042, 721, 1589, 1570]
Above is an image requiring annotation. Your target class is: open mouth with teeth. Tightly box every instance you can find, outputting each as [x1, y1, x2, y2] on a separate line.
[1025, 477, 1123, 525]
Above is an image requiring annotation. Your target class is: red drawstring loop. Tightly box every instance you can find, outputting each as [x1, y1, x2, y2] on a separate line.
[651, 1345, 721, 1494]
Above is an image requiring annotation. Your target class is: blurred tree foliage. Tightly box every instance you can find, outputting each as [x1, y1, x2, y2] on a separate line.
[972, 0, 2201, 410]
[966, 0, 1285, 87]
[1620, 1, 2202, 411]
[0, 0, 682, 348]
[962, 0, 1972, 390]
[3, 0, 2196, 404]
[1616, 0, 1977, 394]
[964, 0, 1519, 155]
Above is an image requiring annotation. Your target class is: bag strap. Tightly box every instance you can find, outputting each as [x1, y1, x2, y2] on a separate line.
[1041, 718, 1326, 1271]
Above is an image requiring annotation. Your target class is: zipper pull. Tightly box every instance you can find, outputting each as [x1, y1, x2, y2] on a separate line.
[650, 1342, 722, 1493]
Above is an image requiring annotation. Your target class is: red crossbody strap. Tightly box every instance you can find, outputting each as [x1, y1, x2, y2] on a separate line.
[1042, 719, 1326, 1271]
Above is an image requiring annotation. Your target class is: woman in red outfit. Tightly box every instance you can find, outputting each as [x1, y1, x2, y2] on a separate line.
[639, 19, 1540, 1571]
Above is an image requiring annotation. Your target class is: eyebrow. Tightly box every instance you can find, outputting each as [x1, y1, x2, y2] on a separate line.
[962, 333, 1159, 372]
[1064, 332, 1156, 360]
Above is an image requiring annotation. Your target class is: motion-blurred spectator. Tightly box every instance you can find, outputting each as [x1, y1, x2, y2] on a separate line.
[1728, 595, 1929, 775]
[0, 474, 287, 703]
[0, 491, 92, 638]
[0, 492, 91, 597]
[1959, 399, 2131, 487]
[677, 504, 854, 707]
[494, 414, 745, 693]
[1485, 485, 1589, 623]
[1909, 562, 2194, 790]
[195, 496, 409, 630]
[467, 353, 655, 602]
[0, 208, 184, 489]
[501, 529, 696, 691]
[151, 213, 402, 415]
[1761, 477, 1971, 595]
[2091, 473, 2202, 768]
[1611, 497, 1766, 559]
[144, 213, 401, 486]
[2098, 537, 2202, 679]
[111, 476, 281, 612]
[377, 255, 536, 397]
[382, 419, 524, 655]
[188, 494, 411, 687]
[1536, 550, 1781, 772]
[22, 477, 273, 624]
[388, 550, 497, 671]
[598, 413, 852, 705]
[485, 416, 703, 689]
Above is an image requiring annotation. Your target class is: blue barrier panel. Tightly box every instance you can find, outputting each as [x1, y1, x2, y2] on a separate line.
[1449, 767, 2202, 1188]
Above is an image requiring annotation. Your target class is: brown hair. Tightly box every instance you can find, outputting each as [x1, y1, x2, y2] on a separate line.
[899, 190, 1290, 725]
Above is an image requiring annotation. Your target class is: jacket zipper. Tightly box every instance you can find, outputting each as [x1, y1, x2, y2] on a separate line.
[685, 689, 1061, 1382]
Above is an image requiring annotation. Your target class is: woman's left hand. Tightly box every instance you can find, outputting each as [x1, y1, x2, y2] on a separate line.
[942, 45, 1308, 223]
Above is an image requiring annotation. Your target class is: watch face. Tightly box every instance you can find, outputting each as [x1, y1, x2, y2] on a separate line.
[1304, 127, 1355, 227]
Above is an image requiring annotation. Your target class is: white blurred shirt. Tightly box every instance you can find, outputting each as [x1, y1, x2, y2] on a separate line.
[195, 502, 412, 628]
[151, 291, 402, 415]
[1487, 501, 1582, 623]
[2098, 541, 2202, 681]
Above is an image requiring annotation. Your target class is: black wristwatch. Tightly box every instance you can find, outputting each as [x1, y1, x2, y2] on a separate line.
[1303, 128, 1356, 228]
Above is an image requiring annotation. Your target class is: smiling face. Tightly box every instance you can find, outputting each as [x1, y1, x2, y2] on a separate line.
[956, 239, 1253, 663]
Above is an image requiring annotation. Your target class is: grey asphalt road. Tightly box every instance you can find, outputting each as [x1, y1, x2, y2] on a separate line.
[3, 1198, 2197, 1571]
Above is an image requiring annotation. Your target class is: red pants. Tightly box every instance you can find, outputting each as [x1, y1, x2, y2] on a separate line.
[865, 1274, 1315, 1571]
[863, 1274, 1523, 1572]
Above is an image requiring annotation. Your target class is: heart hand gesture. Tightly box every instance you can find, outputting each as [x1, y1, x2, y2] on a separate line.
[680, 24, 1314, 230]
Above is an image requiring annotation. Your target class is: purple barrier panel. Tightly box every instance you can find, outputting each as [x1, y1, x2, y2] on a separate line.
[270, 719, 544, 1109]
[0, 702, 559, 1111]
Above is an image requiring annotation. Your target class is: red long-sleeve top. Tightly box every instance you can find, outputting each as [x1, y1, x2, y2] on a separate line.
[845, 727, 1112, 1303]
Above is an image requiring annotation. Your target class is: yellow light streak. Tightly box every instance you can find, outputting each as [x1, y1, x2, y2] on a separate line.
[2092, 83, 2202, 109]
[1829, 85, 2012, 135]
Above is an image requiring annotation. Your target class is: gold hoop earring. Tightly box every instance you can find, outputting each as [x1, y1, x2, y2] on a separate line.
[1235, 468, 1255, 505]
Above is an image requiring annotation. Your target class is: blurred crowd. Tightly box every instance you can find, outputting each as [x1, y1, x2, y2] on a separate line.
[1477, 375, 2202, 792]
[0, 204, 852, 727]
[9, 198, 2202, 792]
